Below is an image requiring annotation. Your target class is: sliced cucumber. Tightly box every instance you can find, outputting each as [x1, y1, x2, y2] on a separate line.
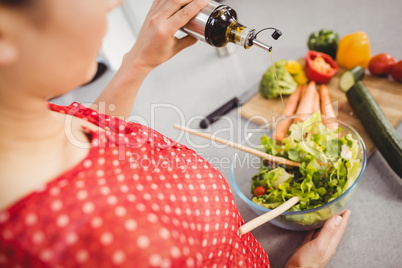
[339, 66, 365, 92]
[346, 81, 402, 178]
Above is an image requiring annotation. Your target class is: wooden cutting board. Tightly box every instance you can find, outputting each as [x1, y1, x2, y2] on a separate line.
[240, 61, 402, 156]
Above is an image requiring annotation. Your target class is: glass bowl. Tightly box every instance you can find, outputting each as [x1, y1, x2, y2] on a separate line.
[230, 115, 367, 231]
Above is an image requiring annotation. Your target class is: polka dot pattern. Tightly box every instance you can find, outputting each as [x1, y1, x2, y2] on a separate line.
[0, 102, 270, 267]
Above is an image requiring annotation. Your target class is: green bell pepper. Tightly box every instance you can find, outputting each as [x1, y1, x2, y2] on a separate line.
[307, 29, 339, 59]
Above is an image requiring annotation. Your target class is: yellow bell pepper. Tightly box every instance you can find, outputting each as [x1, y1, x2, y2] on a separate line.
[336, 31, 371, 69]
[286, 60, 308, 85]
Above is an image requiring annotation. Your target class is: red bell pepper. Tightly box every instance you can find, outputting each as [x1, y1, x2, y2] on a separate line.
[304, 51, 338, 84]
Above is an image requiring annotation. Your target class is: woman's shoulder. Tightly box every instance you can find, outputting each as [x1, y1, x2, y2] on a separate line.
[48, 102, 178, 150]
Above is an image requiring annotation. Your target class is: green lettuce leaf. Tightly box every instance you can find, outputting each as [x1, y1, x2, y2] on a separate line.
[251, 111, 363, 220]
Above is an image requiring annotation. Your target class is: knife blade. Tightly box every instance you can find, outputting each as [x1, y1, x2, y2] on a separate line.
[199, 83, 259, 129]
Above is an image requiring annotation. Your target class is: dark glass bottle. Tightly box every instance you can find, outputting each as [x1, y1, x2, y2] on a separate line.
[182, 1, 277, 51]
[204, 5, 254, 49]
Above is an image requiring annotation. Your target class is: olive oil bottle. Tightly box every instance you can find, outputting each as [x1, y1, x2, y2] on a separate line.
[204, 5, 254, 49]
[182, 1, 281, 51]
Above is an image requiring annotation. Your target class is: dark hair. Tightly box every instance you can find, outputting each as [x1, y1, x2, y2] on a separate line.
[0, 0, 35, 9]
[1, 0, 44, 24]
[0, 0, 28, 5]
[0, 0, 28, 3]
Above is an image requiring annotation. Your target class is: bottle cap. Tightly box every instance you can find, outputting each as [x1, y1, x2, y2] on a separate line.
[271, 29, 282, 40]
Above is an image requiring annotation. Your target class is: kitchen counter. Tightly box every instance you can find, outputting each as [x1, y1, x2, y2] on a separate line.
[53, 0, 402, 267]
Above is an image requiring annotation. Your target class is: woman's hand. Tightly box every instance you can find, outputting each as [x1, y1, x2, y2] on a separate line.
[286, 210, 351, 268]
[93, 0, 209, 118]
[124, 0, 210, 73]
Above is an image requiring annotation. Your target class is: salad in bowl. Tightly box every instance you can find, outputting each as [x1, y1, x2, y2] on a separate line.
[230, 111, 367, 230]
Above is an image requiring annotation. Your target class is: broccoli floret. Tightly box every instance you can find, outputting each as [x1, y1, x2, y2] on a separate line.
[259, 60, 298, 99]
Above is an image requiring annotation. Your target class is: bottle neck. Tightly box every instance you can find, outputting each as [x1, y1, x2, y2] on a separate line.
[225, 21, 255, 49]
[205, 5, 255, 49]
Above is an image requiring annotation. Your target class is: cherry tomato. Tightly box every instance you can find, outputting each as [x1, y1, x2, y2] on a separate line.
[254, 186, 267, 197]
[390, 60, 402, 82]
[368, 53, 396, 76]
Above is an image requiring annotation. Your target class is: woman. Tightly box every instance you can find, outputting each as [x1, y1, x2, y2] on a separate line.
[0, 0, 350, 267]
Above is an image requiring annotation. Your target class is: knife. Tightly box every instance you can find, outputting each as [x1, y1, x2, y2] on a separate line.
[199, 83, 259, 129]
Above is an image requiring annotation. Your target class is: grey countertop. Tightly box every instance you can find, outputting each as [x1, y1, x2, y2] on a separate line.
[53, 0, 402, 267]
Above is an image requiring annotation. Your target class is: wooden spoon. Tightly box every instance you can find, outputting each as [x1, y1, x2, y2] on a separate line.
[238, 196, 300, 235]
[173, 124, 300, 168]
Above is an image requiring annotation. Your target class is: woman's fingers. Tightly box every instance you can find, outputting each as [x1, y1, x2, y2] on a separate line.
[125, 0, 209, 71]
[301, 230, 316, 246]
[147, 0, 209, 38]
[327, 210, 351, 249]
[316, 210, 351, 251]
[285, 210, 351, 268]
[312, 228, 320, 240]
[155, 0, 207, 19]
[150, 0, 163, 10]
[168, 0, 210, 29]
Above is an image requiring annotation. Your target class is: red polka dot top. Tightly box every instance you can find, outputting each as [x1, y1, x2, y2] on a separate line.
[0, 102, 270, 268]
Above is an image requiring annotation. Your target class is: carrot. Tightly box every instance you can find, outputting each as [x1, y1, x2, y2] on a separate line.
[294, 81, 317, 122]
[283, 85, 303, 117]
[300, 84, 307, 99]
[313, 87, 320, 113]
[319, 84, 338, 130]
[275, 86, 302, 141]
